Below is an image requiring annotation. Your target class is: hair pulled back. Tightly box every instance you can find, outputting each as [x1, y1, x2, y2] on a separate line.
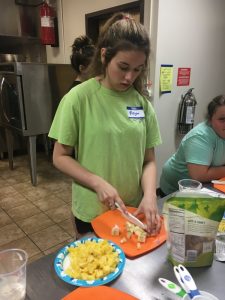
[207, 95, 225, 120]
[70, 35, 95, 74]
[87, 12, 150, 94]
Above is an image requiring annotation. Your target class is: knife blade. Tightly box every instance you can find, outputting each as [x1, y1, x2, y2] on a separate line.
[115, 202, 147, 231]
[211, 180, 225, 185]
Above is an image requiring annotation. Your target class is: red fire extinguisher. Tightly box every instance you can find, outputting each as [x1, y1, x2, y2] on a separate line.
[40, 1, 56, 45]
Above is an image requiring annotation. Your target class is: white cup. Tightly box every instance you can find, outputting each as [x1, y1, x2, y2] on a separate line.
[182, 290, 219, 300]
[0, 248, 28, 300]
[178, 179, 202, 192]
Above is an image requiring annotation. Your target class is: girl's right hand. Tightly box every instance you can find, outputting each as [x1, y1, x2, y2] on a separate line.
[93, 177, 127, 213]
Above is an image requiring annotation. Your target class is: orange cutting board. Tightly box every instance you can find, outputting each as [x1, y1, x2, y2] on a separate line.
[91, 206, 166, 258]
[62, 286, 139, 300]
[213, 177, 225, 193]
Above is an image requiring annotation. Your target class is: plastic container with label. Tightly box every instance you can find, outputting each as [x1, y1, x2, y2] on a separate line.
[163, 180, 225, 267]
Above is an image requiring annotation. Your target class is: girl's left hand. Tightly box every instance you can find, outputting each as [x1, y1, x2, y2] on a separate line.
[132, 194, 161, 235]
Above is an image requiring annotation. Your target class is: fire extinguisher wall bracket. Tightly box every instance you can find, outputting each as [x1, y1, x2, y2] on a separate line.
[177, 88, 197, 135]
[51, 16, 59, 47]
[40, 1, 58, 46]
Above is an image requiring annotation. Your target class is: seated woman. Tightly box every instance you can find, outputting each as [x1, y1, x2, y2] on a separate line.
[160, 94, 225, 195]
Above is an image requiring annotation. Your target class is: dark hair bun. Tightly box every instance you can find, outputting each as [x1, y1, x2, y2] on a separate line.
[72, 35, 94, 55]
[70, 35, 95, 73]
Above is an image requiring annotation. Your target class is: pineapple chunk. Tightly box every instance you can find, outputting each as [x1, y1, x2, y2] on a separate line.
[137, 242, 141, 249]
[137, 232, 147, 243]
[126, 231, 133, 239]
[111, 224, 120, 236]
[120, 237, 127, 244]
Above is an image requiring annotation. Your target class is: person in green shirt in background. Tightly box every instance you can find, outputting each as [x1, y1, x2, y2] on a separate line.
[49, 12, 162, 237]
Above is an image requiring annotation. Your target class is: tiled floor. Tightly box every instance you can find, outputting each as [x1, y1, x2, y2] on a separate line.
[0, 152, 76, 264]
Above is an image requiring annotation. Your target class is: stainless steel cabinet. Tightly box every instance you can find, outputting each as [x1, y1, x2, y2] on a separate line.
[0, 62, 74, 185]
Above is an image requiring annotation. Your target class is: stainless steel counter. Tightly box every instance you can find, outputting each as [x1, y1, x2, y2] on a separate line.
[25, 196, 225, 300]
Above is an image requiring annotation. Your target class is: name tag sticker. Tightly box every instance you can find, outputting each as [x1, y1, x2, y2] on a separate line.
[127, 106, 145, 119]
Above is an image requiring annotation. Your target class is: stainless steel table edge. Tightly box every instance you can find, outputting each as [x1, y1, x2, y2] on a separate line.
[26, 196, 225, 300]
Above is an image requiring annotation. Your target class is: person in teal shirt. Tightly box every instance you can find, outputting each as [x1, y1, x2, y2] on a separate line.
[160, 95, 225, 195]
[49, 12, 162, 236]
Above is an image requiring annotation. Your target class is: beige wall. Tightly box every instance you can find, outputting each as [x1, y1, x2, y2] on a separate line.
[151, 0, 225, 185]
[46, 0, 225, 188]
[46, 0, 137, 64]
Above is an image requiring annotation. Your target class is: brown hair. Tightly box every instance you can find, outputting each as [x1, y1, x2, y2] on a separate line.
[87, 12, 150, 95]
[207, 95, 225, 120]
[70, 35, 95, 75]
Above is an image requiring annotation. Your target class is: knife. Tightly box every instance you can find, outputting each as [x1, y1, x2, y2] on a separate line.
[115, 202, 147, 231]
[211, 180, 225, 185]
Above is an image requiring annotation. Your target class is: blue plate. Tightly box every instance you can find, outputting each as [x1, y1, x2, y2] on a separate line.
[54, 237, 126, 287]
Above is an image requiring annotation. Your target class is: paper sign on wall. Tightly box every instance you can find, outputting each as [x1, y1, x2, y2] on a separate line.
[177, 67, 191, 86]
[160, 64, 173, 94]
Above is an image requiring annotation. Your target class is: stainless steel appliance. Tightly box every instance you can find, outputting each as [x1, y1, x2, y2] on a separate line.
[0, 62, 74, 185]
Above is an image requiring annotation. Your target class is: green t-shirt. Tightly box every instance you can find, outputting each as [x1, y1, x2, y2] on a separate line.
[49, 78, 162, 222]
[160, 121, 225, 195]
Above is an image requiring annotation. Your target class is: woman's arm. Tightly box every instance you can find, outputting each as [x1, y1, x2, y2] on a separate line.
[133, 147, 161, 235]
[53, 141, 126, 211]
[188, 163, 225, 182]
[184, 132, 225, 182]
